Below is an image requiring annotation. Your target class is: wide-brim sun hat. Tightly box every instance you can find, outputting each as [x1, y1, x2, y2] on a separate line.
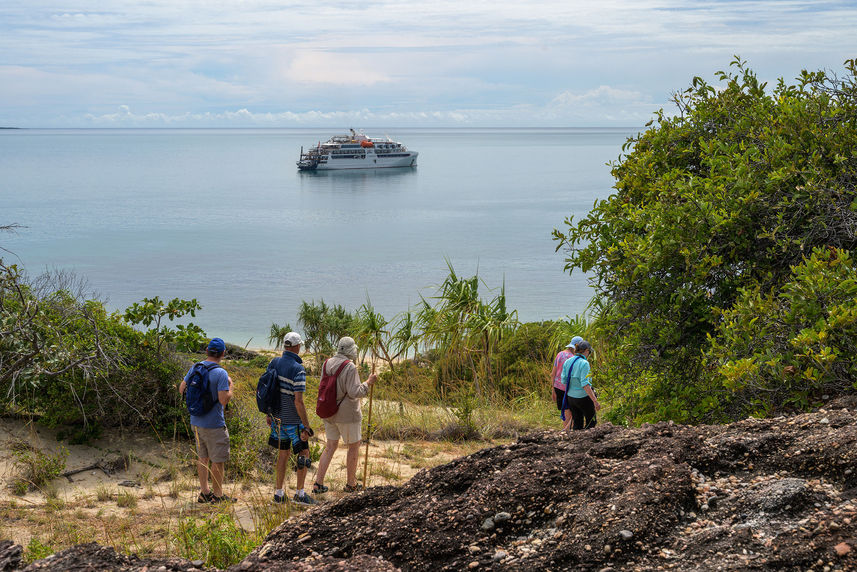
[337, 336, 358, 358]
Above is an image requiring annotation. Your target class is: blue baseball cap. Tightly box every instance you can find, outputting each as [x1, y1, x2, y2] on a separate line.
[566, 336, 583, 348]
[207, 337, 226, 352]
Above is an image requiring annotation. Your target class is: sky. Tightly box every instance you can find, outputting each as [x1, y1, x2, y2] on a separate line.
[1, 1, 856, 128]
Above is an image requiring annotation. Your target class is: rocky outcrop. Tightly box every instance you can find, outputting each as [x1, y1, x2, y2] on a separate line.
[8, 408, 857, 571]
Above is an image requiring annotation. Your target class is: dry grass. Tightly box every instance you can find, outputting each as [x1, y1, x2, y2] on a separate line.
[1, 356, 559, 567]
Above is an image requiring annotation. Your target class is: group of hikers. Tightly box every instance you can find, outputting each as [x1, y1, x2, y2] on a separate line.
[550, 336, 600, 431]
[178, 334, 375, 506]
[179, 332, 597, 506]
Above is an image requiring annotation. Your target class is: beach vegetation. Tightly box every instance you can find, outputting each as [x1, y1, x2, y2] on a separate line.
[123, 296, 206, 356]
[0, 253, 197, 435]
[553, 57, 857, 424]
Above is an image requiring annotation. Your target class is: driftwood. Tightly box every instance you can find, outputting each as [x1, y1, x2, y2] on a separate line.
[61, 453, 130, 481]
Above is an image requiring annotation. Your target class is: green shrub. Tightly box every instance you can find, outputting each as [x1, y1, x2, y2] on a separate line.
[553, 58, 857, 424]
[705, 247, 857, 419]
[13, 445, 68, 491]
[225, 400, 266, 479]
[24, 538, 53, 563]
[176, 512, 260, 569]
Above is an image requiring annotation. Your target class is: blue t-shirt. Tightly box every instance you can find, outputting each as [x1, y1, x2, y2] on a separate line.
[561, 355, 591, 399]
[185, 361, 230, 428]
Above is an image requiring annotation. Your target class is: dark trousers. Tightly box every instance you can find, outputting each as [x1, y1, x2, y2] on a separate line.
[567, 395, 597, 430]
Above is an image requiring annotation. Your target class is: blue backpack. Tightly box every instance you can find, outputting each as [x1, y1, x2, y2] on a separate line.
[256, 357, 281, 414]
[185, 362, 223, 416]
[560, 356, 583, 421]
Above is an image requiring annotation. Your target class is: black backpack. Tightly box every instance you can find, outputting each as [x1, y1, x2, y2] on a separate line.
[256, 357, 281, 414]
[185, 362, 223, 416]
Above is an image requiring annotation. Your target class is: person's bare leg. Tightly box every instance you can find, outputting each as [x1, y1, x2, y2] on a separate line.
[210, 461, 224, 496]
[276, 450, 290, 491]
[315, 439, 338, 486]
[345, 441, 362, 487]
[197, 457, 210, 493]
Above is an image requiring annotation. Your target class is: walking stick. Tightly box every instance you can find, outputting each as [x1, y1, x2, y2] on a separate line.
[362, 360, 376, 488]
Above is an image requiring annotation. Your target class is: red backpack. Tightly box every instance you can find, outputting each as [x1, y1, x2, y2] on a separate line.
[315, 359, 350, 418]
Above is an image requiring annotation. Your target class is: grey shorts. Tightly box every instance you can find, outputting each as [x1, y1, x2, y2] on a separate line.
[194, 425, 230, 463]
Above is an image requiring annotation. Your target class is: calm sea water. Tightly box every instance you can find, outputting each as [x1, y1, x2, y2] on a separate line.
[1, 128, 635, 348]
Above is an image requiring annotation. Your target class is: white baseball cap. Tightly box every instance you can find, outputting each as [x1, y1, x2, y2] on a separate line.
[283, 332, 303, 347]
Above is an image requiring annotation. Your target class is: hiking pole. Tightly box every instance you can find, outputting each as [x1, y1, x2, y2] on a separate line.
[362, 359, 376, 489]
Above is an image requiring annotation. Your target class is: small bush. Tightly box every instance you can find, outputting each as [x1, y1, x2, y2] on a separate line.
[95, 484, 111, 502]
[13, 446, 68, 491]
[116, 489, 137, 508]
[176, 512, 261, 569]
[24, 538, 53, 563]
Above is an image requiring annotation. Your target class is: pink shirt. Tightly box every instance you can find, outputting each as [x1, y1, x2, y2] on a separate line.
[552, 350, 574, 390]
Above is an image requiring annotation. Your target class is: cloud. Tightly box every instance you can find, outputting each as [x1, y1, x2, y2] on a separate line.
[1, 1, 856, 126]
[285, 51, 392, 86]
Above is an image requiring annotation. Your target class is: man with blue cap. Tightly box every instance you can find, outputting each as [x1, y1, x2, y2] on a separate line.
[550, 335, 583, 421]
[179, 337, 235, 503]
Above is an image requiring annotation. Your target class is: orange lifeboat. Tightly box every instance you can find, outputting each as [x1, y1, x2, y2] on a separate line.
[360, 140, 374, 148]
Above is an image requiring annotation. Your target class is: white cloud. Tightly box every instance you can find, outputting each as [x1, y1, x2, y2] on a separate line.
[285, 51, 392, 86]
[1, 1, 856, 126]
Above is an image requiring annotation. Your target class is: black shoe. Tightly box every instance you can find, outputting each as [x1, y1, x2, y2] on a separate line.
[273, 492, 287, 504]
[343, 483, 364, 493]
[292, 492, 317, 506]
[312, 482, 329, 494]
[197, 491, 213, 503]
[210, 494, 236, 503]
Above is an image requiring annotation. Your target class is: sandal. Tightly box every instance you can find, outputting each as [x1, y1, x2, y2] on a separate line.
[312, 482, 329, 494]
[197, 491, 213, 503]
[210, 494, 237, 503]
[343, 483, 363, 493]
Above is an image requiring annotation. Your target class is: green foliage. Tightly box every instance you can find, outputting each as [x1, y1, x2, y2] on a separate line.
[296, 300, 358, 371]
[176, 512, 260, 569]
[24, 538, 54, 564]
[224, 399, 267, 478]
[1, 257, 192, 433]
[124, 296, 206, 355]
[416, 262, 519, 397]
[268, 322, 293, 349]
[706, 247, 857, 419]
[494, 321, 564, 399]
[553, 58, 857, 423]
[12, 445, 68, 491]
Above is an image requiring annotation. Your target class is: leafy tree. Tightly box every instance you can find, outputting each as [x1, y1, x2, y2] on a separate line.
[0, 259, 187, 432]
[1, 261, 124, 410]
[416, 262, 519, 397]
[268, 322, 293, 349]
[123, 296, 205, 355]
[295, 299, 357, 370]
[553, 58, 857, 423]
[297, 299, 329, 370]
[706, 247, 857, 419]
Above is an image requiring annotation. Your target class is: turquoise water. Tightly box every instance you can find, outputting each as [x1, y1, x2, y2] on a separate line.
[1, 128, 635, 347]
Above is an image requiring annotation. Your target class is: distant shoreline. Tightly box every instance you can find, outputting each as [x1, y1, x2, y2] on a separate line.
[0, 127, 21, 129]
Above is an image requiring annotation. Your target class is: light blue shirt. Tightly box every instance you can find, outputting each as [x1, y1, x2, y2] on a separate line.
[561, 355, 591, 399]
[185, 361, 230, 428]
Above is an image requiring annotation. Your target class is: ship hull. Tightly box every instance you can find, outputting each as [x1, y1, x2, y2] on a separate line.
[299, 151, 418, 171]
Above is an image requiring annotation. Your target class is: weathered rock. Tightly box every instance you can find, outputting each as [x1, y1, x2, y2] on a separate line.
[0, 541, 22, 572]
[16, 409, 857, 571]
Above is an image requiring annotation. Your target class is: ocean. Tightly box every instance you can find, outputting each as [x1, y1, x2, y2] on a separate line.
[1, 127, 636, 348]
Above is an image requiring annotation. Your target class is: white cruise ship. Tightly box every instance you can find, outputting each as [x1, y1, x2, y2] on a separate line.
[297, 129, 418, 171]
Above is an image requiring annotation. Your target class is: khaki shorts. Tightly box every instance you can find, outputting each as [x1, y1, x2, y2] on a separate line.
[323, 419, 362, 445]
[194, 426, 230, 463]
